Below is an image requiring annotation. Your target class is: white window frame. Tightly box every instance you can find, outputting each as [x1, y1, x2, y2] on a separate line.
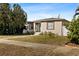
[47, 22, 54, 30]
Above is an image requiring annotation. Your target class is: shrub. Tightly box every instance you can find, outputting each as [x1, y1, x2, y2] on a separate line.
[67, 17, 79, 44]
[47, 32, 56, 37]
[23, 30, 35, 35]
[39, 32, 56, 38]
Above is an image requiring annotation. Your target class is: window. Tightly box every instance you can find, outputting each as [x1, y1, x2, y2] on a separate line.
[47, 22, 54, 30]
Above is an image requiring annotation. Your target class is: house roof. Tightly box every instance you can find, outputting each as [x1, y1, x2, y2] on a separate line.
[33, 18, 69, 22]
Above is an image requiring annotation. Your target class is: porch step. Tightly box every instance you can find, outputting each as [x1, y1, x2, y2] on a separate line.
[34, 32, 41, 35]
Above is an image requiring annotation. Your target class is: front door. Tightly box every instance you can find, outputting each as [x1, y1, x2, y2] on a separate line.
[35, 23, 41, 32]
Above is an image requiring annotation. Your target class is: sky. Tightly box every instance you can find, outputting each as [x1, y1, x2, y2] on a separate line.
[19, 3, 79, 21]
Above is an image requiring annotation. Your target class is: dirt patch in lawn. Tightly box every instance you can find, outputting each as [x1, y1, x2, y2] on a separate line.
[0, 43, 79, 56]
[0, 43, 57, 56]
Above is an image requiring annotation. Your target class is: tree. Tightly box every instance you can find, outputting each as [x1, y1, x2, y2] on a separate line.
[67, 7, 79, 44]
[0, 3, 27, 35]
[12, 4, 27, 34]
[0, 3, 12, 34]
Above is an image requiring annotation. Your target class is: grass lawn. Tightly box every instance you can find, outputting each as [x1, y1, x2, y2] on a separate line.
[7, 35, 70, 46]
[0, 35, 79, 56]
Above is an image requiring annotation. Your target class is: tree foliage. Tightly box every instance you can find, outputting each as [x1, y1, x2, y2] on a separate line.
[67, 7, 79, 44]
[0, 3, 27, 35]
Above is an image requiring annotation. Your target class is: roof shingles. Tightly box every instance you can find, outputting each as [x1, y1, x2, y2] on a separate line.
[33, 18, 68, 22]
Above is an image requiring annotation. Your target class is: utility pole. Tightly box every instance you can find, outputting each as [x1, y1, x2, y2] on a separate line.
[58, 14, 60, 19]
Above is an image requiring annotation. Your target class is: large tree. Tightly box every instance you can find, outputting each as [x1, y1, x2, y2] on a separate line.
[68, 7, 79, 44]
[0, 3, 12, 34]
[12, 4, 27, 34]
[0, 3, 27, 35]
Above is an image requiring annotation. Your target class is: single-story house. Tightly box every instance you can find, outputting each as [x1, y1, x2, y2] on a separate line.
[24, 18, 69, 36]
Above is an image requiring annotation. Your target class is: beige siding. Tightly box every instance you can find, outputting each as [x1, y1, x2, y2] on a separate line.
[62, 26, 68, 36]
[41, 21, 63, 36]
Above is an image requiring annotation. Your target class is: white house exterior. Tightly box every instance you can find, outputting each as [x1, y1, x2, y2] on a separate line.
[25, 18, 69, 36]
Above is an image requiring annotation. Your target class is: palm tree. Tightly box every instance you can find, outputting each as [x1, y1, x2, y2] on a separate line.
[74, 6, 79, 18]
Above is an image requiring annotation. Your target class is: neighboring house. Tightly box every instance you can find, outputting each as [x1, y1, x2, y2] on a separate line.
[24, 18, 69, 36]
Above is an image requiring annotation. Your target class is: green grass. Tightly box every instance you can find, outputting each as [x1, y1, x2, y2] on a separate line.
[0, 33, 70, 46]
[8, 34, 70, 46]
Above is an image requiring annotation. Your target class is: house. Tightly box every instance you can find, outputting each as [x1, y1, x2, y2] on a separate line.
[23, 21, 34, 33]
[24, 18, 69, 36]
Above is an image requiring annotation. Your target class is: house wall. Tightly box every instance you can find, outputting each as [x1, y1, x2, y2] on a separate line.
[62, 26, 68, 36]
[40, 21, 63, 36]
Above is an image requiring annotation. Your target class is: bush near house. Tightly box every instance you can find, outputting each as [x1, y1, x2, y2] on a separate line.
[67, 6, 79, 44]
[67, 17, 79, 44]
[39, 32, 57, 38]
[23, 30, 35, 35]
